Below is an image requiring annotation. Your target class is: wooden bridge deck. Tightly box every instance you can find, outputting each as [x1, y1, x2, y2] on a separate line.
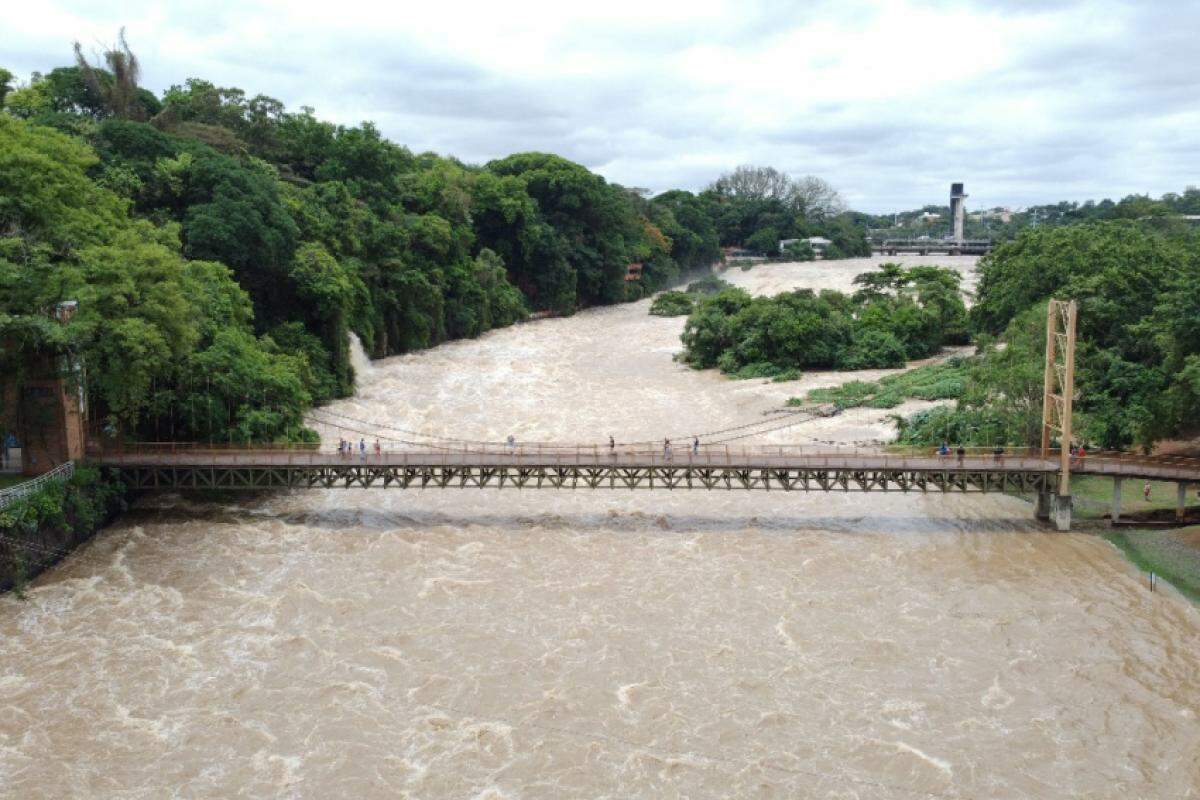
[89, 447, 1200, 491]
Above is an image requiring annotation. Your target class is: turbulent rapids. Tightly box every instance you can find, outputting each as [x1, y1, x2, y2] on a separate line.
[2, 256, 1199, 799]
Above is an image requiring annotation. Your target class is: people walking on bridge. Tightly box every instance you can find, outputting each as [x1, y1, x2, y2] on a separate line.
[359, 438, 366, 462]
[693, 436, 700, 457]
[663, 438, 672, 462]
[938, 442, 949, 457]
[1075, 444, 1086, 468]
[609, 436, 616, 458]
[956, 446, 965, 466]
[506, 435, 516, 453]
[374, 439, 381, 458]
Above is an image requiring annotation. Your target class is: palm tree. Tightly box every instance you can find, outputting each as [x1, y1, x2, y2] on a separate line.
[73, 27, 144, 120]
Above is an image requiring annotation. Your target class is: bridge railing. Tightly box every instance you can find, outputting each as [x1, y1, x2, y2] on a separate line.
[0, 461, 75, 512]
[84, 442, 1200, 481]
[90, 441, 1056, 466]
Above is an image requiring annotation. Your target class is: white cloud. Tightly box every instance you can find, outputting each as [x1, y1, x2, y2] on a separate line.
[5, 0, 1196, 211]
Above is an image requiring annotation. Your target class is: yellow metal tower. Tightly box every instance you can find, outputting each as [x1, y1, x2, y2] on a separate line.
[1040, 299, 1077, 528]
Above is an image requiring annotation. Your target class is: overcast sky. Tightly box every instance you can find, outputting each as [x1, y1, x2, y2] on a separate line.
[6, 0, 1197, 212]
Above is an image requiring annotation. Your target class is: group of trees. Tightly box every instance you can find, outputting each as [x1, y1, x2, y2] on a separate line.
[678, 264, 967, 379]
[897, 221, 1200, 450]
[702, 166, 871, 258]
[0, 39, 740, 443]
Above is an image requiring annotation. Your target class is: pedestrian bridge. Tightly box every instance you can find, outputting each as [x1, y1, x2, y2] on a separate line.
[90, 444, 1200, 530]
[872, 238, 993, 255]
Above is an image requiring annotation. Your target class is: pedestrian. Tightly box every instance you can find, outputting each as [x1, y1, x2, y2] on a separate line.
[609, 435, 615, 452]
[663, 438, 672, 462]
[506, 434, 516, 453]
[374, 438, 381, 458]
[938, 441, 949, 457]
[956, 446, 965, 466]
[359, 438, 366, 462]
[1144, 482, 1152, 502]
[1076, 444, 1086, 467]
[692, 436, 700, 456]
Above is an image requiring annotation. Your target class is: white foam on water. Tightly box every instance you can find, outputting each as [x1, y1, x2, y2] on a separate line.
[348, 331, 373, 382]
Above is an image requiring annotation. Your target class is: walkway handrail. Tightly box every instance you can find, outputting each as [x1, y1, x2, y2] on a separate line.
[0, 462, 75, 512]
[84, 443, 1200, 484]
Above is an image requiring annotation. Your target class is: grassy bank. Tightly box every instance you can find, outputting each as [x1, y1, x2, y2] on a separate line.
[794, 357, 968, 410]
[1070, 475, 1199, 520]
[1104, 527, 1200, 604]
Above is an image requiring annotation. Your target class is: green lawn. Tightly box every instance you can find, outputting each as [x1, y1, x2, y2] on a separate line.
[1104, 526, 1200, 604]
[1071, 475, 1199, 520]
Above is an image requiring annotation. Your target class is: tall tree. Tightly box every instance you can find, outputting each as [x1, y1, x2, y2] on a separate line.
[708, 165, 844, 219]
[73, 28, 146, 120]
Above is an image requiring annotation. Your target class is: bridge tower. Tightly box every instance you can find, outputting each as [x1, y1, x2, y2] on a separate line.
[1039, 299, 1077, 530]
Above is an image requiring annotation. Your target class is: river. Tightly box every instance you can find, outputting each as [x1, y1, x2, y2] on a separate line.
[2, 256, 1198, 799]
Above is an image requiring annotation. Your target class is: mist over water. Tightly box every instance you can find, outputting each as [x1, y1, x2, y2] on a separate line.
[2, 256, 1198, 798]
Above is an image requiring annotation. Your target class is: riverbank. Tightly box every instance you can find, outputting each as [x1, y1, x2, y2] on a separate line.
[1104, 527, 1200, 603]
[1067, 475, 1200, 601]
[0, 466, 127, 595]
[1006, 476, 1200, 603]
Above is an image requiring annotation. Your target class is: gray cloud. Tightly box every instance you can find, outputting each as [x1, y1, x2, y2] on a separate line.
[5, 0, 1197, 211]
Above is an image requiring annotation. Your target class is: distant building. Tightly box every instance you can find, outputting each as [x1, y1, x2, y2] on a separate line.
[624, 262, 643, 282]
[779, 237, 832, 255]
[920, 211, 942, 223]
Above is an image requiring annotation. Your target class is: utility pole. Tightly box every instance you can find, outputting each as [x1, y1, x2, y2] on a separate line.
[1040, 299, 1077, 529]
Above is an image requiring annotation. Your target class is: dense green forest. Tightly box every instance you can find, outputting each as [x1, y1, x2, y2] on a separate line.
[0, 40, 840, 443]
[895, 221, 1200, 450]
[0, 40, 881, 444]
[678, 264, 968, 379]
[7, 40, 1194, 455]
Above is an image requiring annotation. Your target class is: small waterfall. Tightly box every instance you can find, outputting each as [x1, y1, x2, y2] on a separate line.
[348, 332, 373, 383]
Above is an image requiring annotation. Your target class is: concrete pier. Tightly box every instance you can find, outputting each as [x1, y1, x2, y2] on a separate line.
[1051, 494, 1073, 531]
[1036, 490, 1052, 521]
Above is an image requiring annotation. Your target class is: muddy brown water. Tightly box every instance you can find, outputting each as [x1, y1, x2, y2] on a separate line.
[2, 256, 1198, 798]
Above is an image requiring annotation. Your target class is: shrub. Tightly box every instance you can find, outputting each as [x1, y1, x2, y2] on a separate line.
[840, 329, 907, 370]
[649, 290, 695, 316]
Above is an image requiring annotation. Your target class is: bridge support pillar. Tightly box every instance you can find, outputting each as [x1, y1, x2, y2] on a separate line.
[1111, 478, 1123, 523]
[1035, 490, 1052, 521]
[1051, 494, 1073, 531]
[1178, 482, 1188, 523]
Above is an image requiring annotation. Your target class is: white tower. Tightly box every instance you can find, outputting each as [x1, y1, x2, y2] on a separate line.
[950, 183, 967, 242]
